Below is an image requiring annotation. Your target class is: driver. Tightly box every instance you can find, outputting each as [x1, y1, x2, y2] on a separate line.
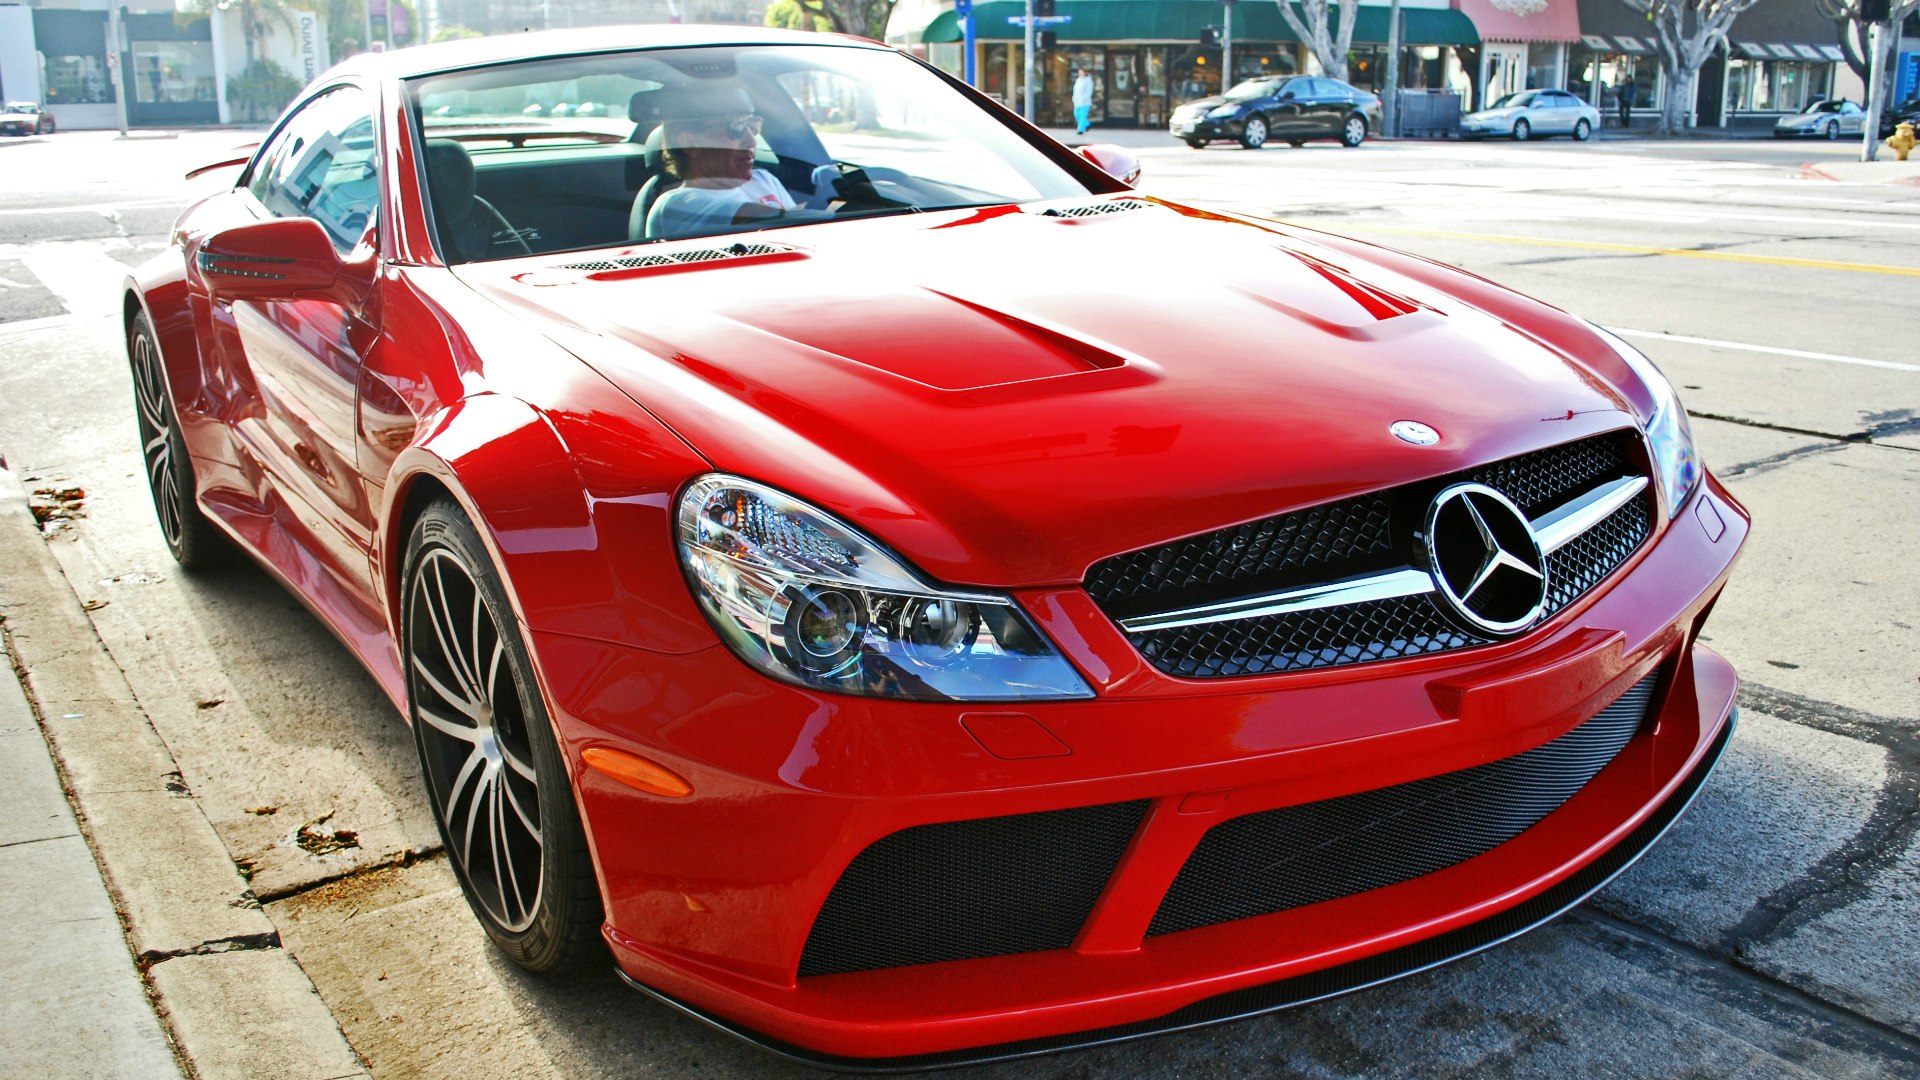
[648, 110, 838, 239]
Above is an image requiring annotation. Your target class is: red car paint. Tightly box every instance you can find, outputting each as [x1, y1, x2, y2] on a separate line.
[126, 26, 1746, 1064]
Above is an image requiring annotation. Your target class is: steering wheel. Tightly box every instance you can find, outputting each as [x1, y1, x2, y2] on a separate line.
[829, 162, 914, 213]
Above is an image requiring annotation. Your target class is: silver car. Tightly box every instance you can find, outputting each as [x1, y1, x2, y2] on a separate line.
[1460, 89, 1600, 141]
[1773, 99, 1866, 139]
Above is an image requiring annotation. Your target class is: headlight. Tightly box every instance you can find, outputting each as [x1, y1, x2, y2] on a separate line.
[1592, 326, 1700, 515]
[1207, 105, 1240, 119]
[676, 475, 1093, 702]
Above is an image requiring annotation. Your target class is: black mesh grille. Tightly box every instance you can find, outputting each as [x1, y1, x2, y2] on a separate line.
[798, 801, 1148, 977]
[1148, 672, 1659, 936]
[1135, 594, 1489, 679]
[1089, 432, 1651, 678]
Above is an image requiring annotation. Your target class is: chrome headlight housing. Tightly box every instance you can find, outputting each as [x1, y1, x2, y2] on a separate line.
[1207, 105, 1241, 119]
[1592, 326, 1700, 515]
[676, 475, 1093, 702]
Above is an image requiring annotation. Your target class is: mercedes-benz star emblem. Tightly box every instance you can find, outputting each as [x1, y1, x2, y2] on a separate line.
[1391, 420, 1440, 446]
[1425, 483, 1549, 635]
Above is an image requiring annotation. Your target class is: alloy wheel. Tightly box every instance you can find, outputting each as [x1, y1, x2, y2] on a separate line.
[1513, 119, 1531, 141]
[408, 548, 545, 934]
[1574, 118, 1592, 141]
[130, 329, 185, 549]
[1825, 120, 1839, 140]
[1241, 115, 1268, 149]
[1343, 116, 1366, 147]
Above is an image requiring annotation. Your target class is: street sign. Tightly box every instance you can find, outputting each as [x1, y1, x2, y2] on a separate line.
[1007, 15, 1071, 25]
[954, 0, 970, 14]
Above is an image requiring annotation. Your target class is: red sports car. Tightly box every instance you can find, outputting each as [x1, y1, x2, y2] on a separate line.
[124, 26, 1746, 1068]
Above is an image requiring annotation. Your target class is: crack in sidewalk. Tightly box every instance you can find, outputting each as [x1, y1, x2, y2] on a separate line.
[138, 931, 283, 968]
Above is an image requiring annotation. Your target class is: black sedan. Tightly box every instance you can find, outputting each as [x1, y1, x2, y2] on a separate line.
[1169, 75, 1380, 149]
[1880, 98, 1920, 139]
[0, 102, 55, 136]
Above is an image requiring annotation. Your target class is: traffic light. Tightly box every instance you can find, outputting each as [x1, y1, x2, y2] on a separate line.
[1860, 0, 1890, 21]
[1036, 0, 1056, 16]
[1201, 26, 1221, 48]
[1038, 30, 1058, 50]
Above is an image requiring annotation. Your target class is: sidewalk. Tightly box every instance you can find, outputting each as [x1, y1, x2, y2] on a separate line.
[0, 622, 182, 1078]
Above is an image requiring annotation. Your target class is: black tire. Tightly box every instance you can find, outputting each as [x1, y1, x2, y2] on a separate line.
[404, 499, 604, 974]
[1340, 115, 1367, 148]
[1824, 120, 1839, 140]
[128, 310, 231, 570]
[1288, 139, 1306, 148]
[1573, 118, 1592, 141]
[1240, 114, 1268, 149]
[1183, 138, 1207, 149]
[1512, 118, 1531, 141]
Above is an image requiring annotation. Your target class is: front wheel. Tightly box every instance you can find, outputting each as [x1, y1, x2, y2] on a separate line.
[1573, 118, 1592, 141]
[404, 500, 604, 974]
[1824, 120, 1839, 140]
[1512, 118, 1531, 141]
[1288, 139, 1306, 148]
[1239, 115, 1269, 149]
[1341, 116, 1367, 148]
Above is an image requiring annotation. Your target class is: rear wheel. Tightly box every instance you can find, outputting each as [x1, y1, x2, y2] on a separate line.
[1341, 115, 1367, 147]
[1288, 139, 1306, 148]
[1573, 118, 1592, 141]
[1183, 138, 1207, 149]
[1240, 115, 1269, 149]
[404, 500, 604, 974]
[129, 311, 230, 570]
[1512, 118, 1531, 141]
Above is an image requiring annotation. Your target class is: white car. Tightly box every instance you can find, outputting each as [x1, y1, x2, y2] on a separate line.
[1773, 100, 1866, 139]
[1461, 89, 1599, 141]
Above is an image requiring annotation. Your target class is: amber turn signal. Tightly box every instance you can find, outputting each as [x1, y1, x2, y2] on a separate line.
[582, 747, 693, 798]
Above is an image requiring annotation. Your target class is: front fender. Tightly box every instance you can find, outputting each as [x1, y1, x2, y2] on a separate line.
[383, 393, 716, 663]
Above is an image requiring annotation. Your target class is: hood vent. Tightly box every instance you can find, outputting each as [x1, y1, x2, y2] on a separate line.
[558, 242, 799, 274]
[1039, 199, 1154, 219]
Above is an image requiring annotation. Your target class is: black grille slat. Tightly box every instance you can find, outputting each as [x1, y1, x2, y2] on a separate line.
[1088, 432, 1651, 678]
[1148, 673, 1659, 936]
[798, 801, 1148, 977]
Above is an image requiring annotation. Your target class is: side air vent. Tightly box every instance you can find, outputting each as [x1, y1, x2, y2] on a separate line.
[1039, 199, 1154, 219]
[558, 242, 796, 273]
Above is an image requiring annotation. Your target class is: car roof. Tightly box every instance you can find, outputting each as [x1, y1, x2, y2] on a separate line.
[325, 24, 888, 81]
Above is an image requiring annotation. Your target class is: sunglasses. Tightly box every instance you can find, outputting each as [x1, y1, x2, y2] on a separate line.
[695, 113, 763, 140]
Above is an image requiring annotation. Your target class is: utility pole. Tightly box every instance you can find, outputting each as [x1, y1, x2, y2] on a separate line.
[1222, 0, 1233, 91]
[1861, 9, 1893, 162]
[1383, 0, 1402, 136]
[106, 5, 128, 136]
[1023, 0, 1036, 121]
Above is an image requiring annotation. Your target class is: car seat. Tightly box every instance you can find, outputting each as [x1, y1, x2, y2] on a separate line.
[423, 139, 530, 263]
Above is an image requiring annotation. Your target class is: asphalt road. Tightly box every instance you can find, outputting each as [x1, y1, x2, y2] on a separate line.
[0, 128, 1914, 1079]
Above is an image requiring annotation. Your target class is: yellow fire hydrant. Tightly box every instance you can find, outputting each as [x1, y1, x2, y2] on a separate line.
[1889, 121, 1917, 162]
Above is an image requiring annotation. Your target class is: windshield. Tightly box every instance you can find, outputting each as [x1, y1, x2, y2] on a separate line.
[1489, 92, 1538, 109]
[2, 103, 33, 114]
[1805, 100, 1842, 113]
[1225, 79, 1285, 102]
[408, 44, 1092, 261]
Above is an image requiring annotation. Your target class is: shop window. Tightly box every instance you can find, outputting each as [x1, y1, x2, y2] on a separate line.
[46, 55, 115, 105]
[132, 40, 216, 104]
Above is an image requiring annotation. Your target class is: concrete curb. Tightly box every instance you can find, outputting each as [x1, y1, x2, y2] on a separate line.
[0, 465, 368, 1080]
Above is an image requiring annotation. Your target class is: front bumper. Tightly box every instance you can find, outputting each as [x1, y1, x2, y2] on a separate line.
[1169, 116, 1236, 140]
[541, 475, 1748, 1064]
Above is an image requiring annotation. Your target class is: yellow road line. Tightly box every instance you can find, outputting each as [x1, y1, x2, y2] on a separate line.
[1340, 224, 1920, 277]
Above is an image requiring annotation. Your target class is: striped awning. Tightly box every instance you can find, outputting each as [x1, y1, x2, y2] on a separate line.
[1734, 41, 1844, 62]
[919, 2, 1480, 47]
[1578, 34, 1651, 54]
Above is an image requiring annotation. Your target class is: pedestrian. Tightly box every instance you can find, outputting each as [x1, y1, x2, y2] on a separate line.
[1618, 75, 1635, 128]
[1072, 66, 1095, 135]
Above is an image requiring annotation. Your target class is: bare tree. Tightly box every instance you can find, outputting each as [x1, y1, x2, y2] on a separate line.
[1811, 0, 1920, 159]
[1615, 0, 1761, 134]
[1276, 0, 1361, 82]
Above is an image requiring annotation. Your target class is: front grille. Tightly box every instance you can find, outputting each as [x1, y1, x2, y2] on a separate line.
[1088, 431, 1651, 678]
[558, 242, 790, 272]
[1148, 672, 1659, 936]
[797, 801, 1148, 977]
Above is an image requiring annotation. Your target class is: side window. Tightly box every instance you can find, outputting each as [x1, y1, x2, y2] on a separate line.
[247, 86, 379, 253]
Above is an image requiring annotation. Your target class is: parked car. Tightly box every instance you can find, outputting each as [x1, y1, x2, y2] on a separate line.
[1169, 74, 1379, 148]
[127, 25, 1745, 1070]
[1774, 99, 1866, 139]
[1879, 97, 1920, 139]
[1460, 89, 1599, 141]
[0, 101, 54, 136]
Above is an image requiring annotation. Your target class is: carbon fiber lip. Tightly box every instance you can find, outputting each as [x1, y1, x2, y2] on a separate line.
[615, 709, 1737, 1074]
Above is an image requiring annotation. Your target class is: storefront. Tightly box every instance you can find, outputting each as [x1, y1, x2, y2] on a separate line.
[123, 13, 220, 127]
[1453, 0, 1580, 113]
[901, 1, 1480, 129]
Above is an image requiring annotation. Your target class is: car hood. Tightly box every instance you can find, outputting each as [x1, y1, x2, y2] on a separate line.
[1178, 96, 1234, 112]
[459, 199, 1636, 587]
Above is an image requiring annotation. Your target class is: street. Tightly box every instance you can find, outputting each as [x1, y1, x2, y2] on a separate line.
[0, 126, 1915, 1078]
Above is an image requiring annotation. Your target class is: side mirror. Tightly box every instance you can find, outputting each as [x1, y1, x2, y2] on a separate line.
[1076, 144, 1141, 186]
[196, 218, 350, 303]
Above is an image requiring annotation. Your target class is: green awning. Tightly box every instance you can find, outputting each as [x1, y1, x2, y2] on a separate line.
[920, 3, 1478, 48]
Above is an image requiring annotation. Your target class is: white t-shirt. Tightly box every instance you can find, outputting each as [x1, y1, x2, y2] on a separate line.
[648, 169, 796, 239]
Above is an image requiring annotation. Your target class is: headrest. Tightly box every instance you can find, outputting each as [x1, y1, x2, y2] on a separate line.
[423, 139, 475, 220]
[643, 123, 667, 169]
[628, 84, 756, 128]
